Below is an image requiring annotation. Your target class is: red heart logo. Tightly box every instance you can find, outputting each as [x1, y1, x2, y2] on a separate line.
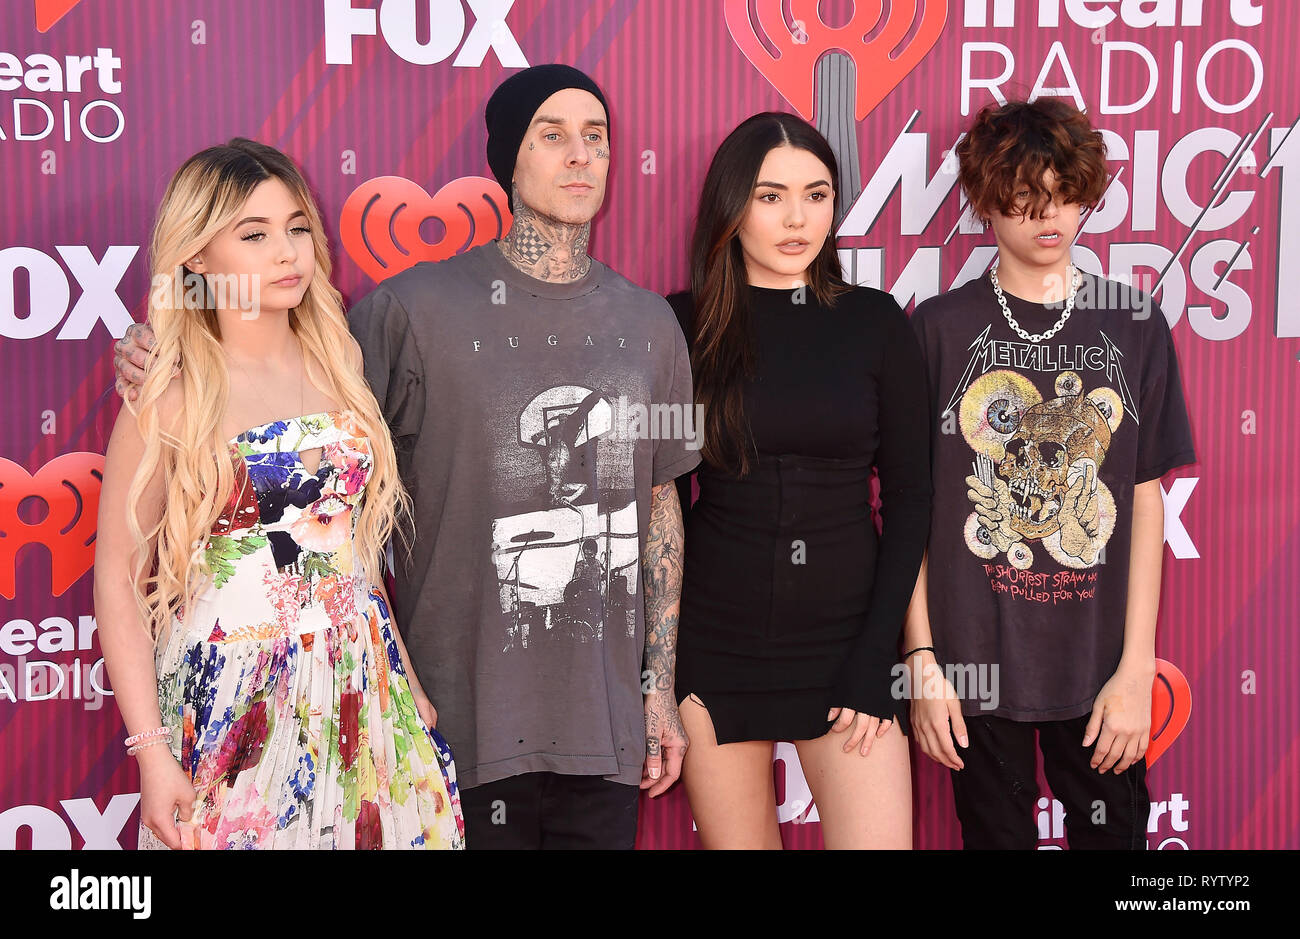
[1147, 658, 1192, 767]
[0, 452, 103, 599]
[35, 0, 82, 32]
[340, 175, 512, 285]
[725, 0, 949, 121]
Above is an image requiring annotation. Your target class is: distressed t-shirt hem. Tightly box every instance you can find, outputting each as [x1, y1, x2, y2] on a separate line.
[461, 753, 627, 790]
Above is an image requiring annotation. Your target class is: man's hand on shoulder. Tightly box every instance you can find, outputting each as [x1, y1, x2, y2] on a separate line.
[112, 322, 158, 402]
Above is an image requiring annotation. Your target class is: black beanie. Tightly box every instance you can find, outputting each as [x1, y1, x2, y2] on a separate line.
[485, 64, 610, 211]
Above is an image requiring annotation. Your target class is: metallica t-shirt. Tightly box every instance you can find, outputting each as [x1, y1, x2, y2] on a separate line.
[348, 242, 701, 789]
[910, 271, 1196, 721]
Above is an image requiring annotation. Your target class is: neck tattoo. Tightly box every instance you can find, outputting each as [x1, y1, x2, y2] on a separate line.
[498, 184, 593, 283]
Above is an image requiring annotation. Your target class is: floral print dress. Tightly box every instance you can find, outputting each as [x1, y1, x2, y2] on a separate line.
[139, 411, 465, 850]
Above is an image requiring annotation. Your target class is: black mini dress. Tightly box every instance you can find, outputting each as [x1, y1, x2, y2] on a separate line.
[669, 285, 932, 744]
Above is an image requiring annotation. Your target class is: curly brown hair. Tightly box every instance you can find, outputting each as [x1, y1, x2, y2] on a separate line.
[956, 98, 1109, 222]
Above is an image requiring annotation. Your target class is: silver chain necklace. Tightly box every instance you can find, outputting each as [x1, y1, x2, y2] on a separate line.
[990, 262, 1080, 343]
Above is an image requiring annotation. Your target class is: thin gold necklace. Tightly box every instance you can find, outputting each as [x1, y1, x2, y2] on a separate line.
[225, 338, 305, 422]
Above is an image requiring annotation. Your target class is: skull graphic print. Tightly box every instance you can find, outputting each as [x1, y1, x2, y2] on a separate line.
[960, 369, 1125, 569]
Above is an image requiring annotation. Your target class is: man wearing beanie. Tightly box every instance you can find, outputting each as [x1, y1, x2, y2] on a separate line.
[345, 64, 698, 848]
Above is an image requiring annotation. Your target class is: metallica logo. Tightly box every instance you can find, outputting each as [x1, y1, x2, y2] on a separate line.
[946, 325, 1137, 420]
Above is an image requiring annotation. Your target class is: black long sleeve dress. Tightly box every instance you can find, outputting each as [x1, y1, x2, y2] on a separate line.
[668, 284, 932, 744]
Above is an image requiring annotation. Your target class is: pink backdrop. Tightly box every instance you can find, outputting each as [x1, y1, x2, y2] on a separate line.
[1, 0, 1296, 850]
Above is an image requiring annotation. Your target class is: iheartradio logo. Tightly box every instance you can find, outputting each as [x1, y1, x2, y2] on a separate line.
[340, 175, 512, 284]
[1147, 658, 1191, 767]
[0, 452, 102, 600]
[724, 0, 949, 121]
[34, 0, 82, 32]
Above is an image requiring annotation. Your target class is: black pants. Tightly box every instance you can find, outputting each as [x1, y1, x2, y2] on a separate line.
[459, 772, 640, 849]
[949, 713, 1149, 849]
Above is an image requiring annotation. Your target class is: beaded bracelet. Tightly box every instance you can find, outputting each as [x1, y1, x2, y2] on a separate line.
[127, 737, 172, 756]
[124, 726, 171, 748]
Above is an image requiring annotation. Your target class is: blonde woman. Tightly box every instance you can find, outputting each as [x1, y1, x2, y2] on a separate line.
[95, 139, 464, 850]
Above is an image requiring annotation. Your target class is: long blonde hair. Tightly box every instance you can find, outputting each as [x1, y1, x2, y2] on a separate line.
[127, 138, 409, 642]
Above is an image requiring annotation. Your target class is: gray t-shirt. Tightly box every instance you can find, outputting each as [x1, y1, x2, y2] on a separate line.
[348, 242, 700, 788]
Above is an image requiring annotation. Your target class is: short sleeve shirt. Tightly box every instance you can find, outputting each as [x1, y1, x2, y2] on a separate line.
[348, 242, 700, 787]
[911, 272, 1196, 720]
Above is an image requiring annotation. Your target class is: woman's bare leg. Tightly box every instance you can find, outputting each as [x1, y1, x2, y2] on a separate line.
[678, 694, 783, 850]
[793, 719, 912, 849]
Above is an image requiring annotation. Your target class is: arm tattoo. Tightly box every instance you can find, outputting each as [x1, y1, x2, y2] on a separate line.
[498, 183, 594, 283]
[642, 482, 683, 695]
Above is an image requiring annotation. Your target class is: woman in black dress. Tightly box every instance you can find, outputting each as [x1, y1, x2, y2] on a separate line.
[669, 113, 931, 848]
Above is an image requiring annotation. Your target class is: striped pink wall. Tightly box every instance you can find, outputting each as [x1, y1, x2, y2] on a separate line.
[1, 0, 1295, 849]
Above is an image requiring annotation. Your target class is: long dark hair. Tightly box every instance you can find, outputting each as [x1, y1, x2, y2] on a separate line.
[688, 112, 849, 475]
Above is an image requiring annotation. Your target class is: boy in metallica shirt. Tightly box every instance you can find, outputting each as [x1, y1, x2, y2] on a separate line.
[905, 99, 1197, 849]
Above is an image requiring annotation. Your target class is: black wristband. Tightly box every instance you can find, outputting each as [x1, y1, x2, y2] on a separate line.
[902, 645, 936, 660]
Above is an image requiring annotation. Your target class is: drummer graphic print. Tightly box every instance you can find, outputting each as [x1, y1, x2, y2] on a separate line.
[950, 325, 1135, 573]
[489, 379, 641, 652]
